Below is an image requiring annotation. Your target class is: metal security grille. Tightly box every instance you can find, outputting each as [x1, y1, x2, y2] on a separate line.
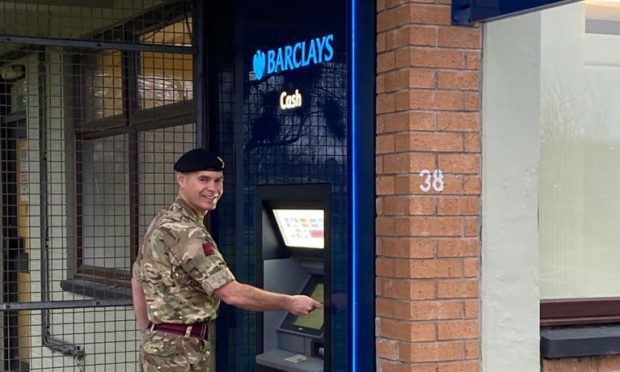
[227, 1, 349, 369]
[0, 1, 196, 370]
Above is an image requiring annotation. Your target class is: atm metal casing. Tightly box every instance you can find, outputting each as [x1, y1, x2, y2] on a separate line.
[255, 184, 331, 372]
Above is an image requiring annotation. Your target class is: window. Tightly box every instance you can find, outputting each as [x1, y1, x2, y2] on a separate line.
[481, 1, 620, 366]
[72, 18, 196, 288]
[80, 135, 129, 269]
[82, 51, 123, 121]
[539, 0, 620, 325]
[139, 18, 193, 109]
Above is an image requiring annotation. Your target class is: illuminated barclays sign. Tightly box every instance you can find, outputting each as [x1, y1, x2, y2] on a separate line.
[252, 34, 334, 81]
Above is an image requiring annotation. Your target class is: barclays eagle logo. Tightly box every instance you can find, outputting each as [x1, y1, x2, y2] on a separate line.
[253, 50, 266, 80]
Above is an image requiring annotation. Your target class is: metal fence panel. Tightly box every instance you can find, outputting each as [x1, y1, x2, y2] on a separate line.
[0, 1, 196, 370]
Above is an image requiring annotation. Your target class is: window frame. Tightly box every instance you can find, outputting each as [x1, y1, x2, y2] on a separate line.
[540, 298, 620, 327]
[70, 15, 196, 288]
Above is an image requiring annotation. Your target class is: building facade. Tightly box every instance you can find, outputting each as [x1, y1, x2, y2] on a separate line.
[0, 0, 619, 371]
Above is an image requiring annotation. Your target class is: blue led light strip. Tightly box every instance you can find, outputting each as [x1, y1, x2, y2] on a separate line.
[350, 0, 359, 369]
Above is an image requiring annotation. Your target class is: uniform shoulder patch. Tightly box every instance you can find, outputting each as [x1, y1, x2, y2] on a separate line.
[202, 242, 215, 256]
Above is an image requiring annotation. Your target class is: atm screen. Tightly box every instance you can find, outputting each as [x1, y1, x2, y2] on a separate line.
[272, 209, 324, 249]
[280, 275, 324, 337]
[292, 283, 324, 330]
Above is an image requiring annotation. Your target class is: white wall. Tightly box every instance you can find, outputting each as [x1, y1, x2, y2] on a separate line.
[482, 10, 542, 372]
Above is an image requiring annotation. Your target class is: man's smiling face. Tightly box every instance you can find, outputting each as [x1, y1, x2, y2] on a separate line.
[177, 170, 224, 214]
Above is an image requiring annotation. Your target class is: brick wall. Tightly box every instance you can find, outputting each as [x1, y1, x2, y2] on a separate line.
[375, 1, 482, 371]
[542, 356, 620, 372]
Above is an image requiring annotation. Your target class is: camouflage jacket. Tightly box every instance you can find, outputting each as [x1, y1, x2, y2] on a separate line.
[132, 197, 235, 324]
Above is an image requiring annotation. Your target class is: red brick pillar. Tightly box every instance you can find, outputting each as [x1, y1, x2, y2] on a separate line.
[375, 1, 482, 371]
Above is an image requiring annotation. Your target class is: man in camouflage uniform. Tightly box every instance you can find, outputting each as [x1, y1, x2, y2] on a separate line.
[132, 148, 321, 371]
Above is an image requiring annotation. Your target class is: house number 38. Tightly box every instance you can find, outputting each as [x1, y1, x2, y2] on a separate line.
[419, 169, 444, 192]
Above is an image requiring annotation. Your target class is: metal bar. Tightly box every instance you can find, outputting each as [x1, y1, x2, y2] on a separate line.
[193, 0, 207, 147]
[0, 35, 195, 54]
[38, 47, 50, 340]
[0, 73, 6, 370]
[349, 0, 376, 370]
[233, 5, 245, 372]
[63, 55, 79, 279]
[0, 299, 132, 311]
[129, 130, 139, 261]
[42, 336, 85, 358]
[452, 0, 579, 25]
[35, 49, 85, 362]
[0, 111, 26, 125]
[122, 41, 140, 263]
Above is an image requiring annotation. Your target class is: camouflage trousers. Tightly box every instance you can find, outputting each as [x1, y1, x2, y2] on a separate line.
[140, 329, 213, 371]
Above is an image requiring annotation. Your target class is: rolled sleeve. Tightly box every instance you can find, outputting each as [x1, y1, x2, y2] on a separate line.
[132, 259, 143, 281]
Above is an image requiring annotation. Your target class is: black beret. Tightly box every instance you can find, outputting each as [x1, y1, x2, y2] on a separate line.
[174, 148, 225, 172]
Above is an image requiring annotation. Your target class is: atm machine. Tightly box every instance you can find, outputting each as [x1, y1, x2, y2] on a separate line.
[255, 184, 331, 372]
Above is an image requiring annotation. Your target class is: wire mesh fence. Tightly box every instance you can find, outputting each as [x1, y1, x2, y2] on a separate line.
[0, 1, 196, 370]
